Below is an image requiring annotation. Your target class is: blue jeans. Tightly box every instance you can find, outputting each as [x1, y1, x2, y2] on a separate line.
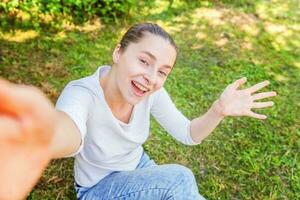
[75, 152, 206, 200]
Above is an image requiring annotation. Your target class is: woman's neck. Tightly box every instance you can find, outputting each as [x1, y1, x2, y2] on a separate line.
[100, 68, 133, 117]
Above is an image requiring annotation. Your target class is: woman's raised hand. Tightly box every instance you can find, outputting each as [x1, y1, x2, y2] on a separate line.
[0, 79, 55, 200]
[215, 77, 277, 119]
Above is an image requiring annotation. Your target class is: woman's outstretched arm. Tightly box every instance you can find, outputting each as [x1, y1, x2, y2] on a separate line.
[190, 77, 277, 143]
[0, 79, 55, 200]
[0, 79, 81, 199]
[50, 111, 82, 158]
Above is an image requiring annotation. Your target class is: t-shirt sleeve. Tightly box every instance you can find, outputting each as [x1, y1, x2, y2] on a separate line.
[55, 84, 94, 156]
[150, 88, 200, 145]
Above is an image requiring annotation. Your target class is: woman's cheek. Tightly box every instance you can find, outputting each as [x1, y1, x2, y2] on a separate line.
[156, 79, 165, 90]
[134, 64, 147, 75]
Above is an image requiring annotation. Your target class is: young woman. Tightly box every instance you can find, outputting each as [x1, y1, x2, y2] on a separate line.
[0, 23, 276, 200]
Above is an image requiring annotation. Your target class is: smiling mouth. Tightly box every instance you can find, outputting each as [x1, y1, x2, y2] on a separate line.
[131, 81, 149, 97]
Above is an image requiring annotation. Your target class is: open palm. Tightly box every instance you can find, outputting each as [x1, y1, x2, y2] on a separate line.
[0, 80, 55, 200]
[217, 77, 277, 119]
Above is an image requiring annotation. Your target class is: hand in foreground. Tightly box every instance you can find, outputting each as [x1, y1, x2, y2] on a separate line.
[215, 77, 277, 119]
[0, 79, 55, 200]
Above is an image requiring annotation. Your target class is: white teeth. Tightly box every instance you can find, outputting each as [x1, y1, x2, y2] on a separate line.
[133, 81, 148, 92]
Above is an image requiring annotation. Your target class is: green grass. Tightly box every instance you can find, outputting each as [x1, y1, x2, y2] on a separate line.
[0, 0, 299, 199]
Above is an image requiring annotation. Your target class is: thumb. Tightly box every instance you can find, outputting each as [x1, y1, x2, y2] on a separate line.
[0, 79, 30, 116]
[231, 77, 247, 90]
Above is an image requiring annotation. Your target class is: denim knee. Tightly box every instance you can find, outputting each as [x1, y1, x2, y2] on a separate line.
[161, 164, 202, 199]
[165, 164, 196, 186]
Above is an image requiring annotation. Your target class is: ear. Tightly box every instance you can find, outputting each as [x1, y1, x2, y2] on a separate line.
[112, 44, 122, 64]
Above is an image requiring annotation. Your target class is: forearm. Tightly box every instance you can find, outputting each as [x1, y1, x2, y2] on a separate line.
[50, 111, 81, 159]
[190, 100, 225, 143]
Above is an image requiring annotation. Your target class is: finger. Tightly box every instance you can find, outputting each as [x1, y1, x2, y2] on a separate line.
[247, 111, 267, 119]
[252, 91, 277, 101]
[231, 77, 247, 90]
[0, 79, 43, 116]
[252, 101, 274, 109]
[247, 80, 270, 94]
[0, 79, 28, 115]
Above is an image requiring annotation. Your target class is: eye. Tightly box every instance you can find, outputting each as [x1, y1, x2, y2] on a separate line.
[158, 71, 167, 77]
[139, 59, 149, 66]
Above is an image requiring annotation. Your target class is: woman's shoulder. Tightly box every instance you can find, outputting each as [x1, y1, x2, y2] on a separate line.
[149, 87, 170, 107]
[151, 87, 168, 98]
[64, 66, 109, 95]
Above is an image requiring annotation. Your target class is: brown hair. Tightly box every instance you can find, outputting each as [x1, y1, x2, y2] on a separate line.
[119, 23, 178, 54]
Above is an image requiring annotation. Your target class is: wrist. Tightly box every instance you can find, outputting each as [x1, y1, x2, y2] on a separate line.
[212, 99, 226, 119]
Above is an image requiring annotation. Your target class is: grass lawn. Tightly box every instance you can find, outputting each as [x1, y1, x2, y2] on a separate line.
[0, 0, 299, 199]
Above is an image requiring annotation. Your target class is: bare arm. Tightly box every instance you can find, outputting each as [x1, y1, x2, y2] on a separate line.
[50, 111, 81, 159]
[0, 79, 82, 199]
[190, 101, 224, 143]
[51, 85, 94, 158]
[0, 80, 54, 200]
[190, 77, 277, 143]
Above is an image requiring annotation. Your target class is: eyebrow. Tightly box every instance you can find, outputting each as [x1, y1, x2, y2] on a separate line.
[141, 51, 172, 69]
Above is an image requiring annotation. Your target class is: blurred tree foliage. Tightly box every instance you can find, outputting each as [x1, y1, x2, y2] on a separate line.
[0, 0, 149, 29]
[0, 0, 260, 30]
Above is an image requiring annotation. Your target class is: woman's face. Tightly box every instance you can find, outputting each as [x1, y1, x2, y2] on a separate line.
[113, 32, 177, 105]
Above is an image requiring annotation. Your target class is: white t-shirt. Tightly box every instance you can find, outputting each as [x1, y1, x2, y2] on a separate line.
[55, 66, 199, 187]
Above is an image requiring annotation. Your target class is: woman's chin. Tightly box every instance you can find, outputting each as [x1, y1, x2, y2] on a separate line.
[127, 97, 142, 105]
[125, 93, 146, 105]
